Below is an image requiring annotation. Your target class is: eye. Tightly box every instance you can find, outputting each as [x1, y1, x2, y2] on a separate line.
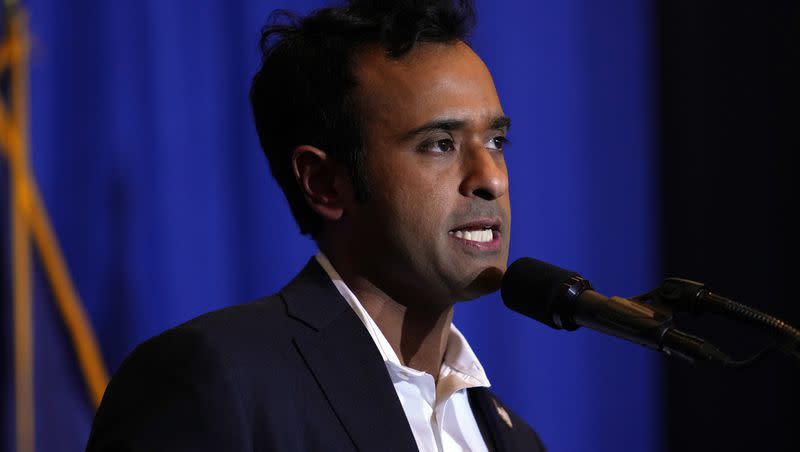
[486, 136, 510, 151]
[419, 138, 456, 154]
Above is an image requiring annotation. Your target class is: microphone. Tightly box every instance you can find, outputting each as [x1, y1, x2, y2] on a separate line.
[501, 257, 730, 365]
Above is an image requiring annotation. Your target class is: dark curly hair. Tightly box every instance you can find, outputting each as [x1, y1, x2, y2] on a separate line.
[249, 0, 476, 237]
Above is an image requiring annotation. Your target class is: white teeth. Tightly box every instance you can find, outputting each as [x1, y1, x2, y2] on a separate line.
[451, 228, 494, 243]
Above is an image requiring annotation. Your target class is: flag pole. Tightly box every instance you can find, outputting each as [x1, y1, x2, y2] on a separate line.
[1, 6, 110, 451]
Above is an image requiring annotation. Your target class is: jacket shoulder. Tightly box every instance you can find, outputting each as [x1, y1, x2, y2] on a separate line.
[175, 293, 295, 344]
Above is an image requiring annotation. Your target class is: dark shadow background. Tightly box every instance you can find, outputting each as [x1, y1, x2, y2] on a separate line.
[660, 1, 798, 451]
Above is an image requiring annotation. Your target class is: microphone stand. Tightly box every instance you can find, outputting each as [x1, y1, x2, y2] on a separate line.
[633, 279, 800, 368]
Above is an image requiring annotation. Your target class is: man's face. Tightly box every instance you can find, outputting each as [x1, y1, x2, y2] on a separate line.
[347, 41, 511, 307]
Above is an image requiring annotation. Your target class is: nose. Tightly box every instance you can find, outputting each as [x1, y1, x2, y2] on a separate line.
[459, 141, 508, 200]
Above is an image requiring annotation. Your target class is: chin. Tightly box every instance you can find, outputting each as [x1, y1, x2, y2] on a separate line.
[456, 265, 505, 301]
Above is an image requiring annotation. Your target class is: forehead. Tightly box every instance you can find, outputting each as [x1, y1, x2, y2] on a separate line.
[352, 41, 503, 134]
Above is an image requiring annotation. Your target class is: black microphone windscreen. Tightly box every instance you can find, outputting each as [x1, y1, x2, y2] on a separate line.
[501, 257, 581, 330]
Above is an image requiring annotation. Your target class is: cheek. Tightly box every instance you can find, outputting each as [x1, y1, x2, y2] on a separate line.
[368, 158, 451, 237]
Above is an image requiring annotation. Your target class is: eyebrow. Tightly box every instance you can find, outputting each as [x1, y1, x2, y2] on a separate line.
[489, 115, 511, 132]
[402, 114, 512, 140]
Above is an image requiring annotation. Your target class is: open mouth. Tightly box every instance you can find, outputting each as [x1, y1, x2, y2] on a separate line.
[448, 219, 502, 249]
[448, 227, 497, 242]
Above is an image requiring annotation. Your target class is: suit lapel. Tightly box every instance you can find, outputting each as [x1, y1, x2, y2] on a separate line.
[469, 387, 514, 452]
[281, 259, 418, 452]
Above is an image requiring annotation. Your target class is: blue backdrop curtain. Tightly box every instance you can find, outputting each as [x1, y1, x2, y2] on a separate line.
[2, 0, 659, 451]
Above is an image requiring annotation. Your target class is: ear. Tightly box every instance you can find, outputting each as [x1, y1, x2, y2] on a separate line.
[291, 145, 349, 222]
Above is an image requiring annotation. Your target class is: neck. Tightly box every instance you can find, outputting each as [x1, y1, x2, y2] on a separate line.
[321, 244, 453, 380]
[354, 279, 454, 380]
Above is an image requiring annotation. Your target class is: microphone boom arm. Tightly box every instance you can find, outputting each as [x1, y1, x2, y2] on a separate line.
[634, 279, 800, 367]
[562, 277, 731, 365]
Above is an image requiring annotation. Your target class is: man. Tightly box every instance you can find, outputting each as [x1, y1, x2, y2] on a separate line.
[87, 1, 545, 450]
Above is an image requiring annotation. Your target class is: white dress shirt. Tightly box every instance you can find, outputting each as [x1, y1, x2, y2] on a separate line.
[315, 252, 491, 452]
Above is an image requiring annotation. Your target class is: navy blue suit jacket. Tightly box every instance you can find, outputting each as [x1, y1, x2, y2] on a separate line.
[87, 258, 545, 451]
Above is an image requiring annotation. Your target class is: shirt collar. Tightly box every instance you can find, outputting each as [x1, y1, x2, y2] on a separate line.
[314, 252, 490, 388]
